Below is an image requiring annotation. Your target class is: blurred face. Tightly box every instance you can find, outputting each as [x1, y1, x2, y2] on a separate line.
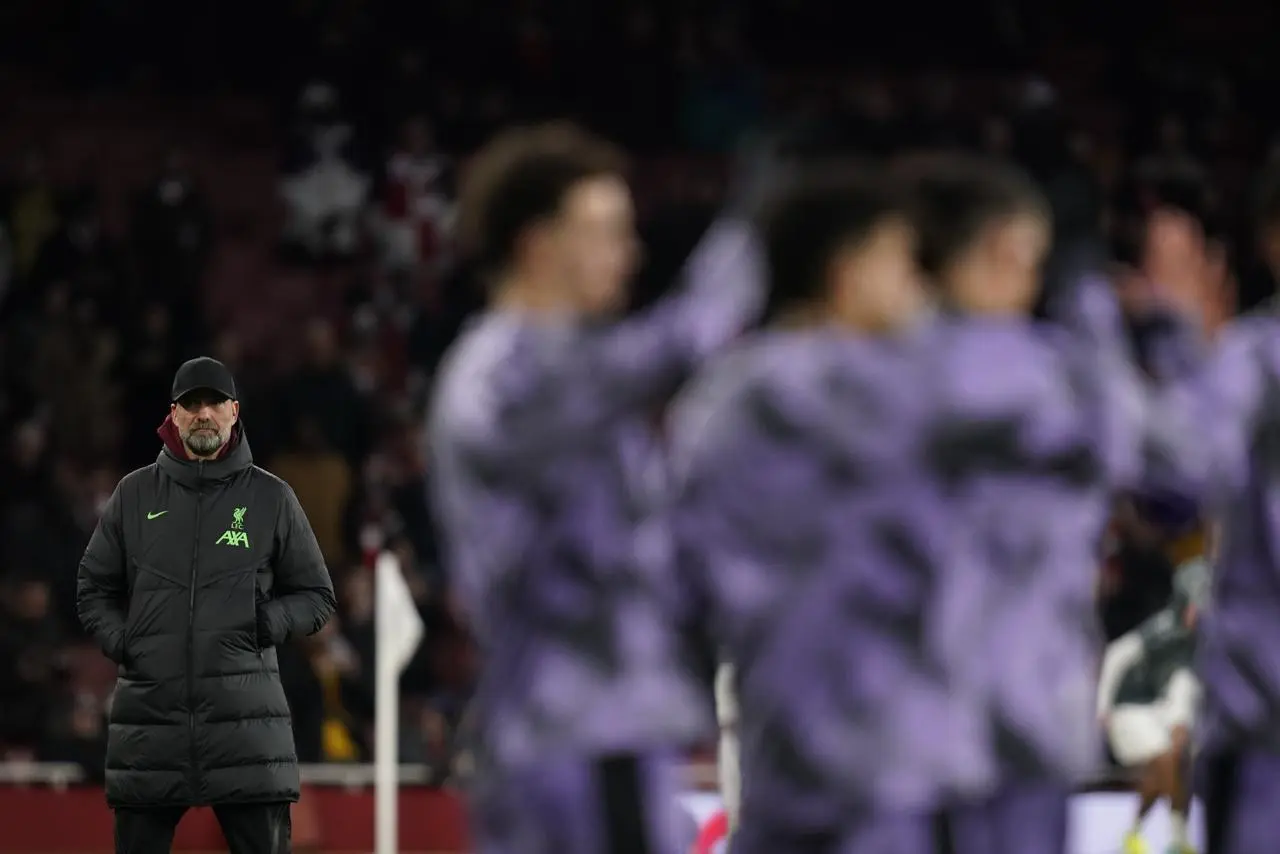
[830, 218, 926, 332]
[305, 319, 338, 366]
[16, 580, 49, 620]
[171, 391, 239, 459]
[344, 572, 374, 621]
[12, 422, 45, 469]
[950, 212, 1050, 315]
[540, 175, 639, 316]
[143, 304, 171, 337]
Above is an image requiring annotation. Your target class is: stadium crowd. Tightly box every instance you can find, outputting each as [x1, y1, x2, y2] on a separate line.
[0, 0, 1276, 790]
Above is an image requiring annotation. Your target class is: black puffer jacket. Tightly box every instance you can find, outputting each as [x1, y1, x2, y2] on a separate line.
[77, 426, 336, 807]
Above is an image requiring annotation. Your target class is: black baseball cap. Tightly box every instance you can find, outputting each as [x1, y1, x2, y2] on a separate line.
[171, 357, 237, 403]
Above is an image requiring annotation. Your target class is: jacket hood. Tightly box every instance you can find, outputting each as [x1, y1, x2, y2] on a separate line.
[156, 415, 253, 487]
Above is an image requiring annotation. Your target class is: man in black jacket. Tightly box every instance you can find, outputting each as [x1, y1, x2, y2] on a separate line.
[78, 357, 337, 854]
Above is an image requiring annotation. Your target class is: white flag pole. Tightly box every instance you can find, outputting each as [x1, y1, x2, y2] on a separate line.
[375, 551, 426, 854]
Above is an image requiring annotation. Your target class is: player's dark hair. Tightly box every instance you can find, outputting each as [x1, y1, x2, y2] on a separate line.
[760, 163, 908, 320]
[1256, 160, 1280, 231]
[458, 122, 627, 275]
[898, 152, 1049, 279]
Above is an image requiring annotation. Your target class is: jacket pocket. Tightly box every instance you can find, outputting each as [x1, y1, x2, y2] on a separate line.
[202, 562, 268, 653]
[253, 564, 276, 653]
[124, 561, 186, 674]
[237, 566, 262, 652]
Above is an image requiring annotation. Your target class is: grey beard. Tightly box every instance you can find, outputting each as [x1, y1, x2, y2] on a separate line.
[184, 428, 227, 457]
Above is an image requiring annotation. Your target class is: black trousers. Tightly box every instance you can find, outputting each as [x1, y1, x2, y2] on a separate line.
[114, 802, 291, 854]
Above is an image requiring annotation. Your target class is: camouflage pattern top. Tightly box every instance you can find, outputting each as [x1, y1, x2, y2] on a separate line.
[428, 219, 762, 767]
[667, 327, 995, 827]
[1156, 314, 1280, 754]
[927, 277, 1193, 785]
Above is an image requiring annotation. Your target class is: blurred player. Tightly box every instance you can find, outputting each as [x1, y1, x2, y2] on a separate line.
[668, 166, 993, 854]
[903, 155, 1208, 854]
[1160, 194, 1280, 854]
[1098, 559, 1209, 854]
[1091, 191, 1280, 854]
[427, 123, 764, 854]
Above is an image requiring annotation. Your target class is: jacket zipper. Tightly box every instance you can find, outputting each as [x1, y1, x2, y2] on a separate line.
[188, 466, 203, 799]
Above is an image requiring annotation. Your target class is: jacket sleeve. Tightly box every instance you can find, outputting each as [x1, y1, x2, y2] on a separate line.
[262, 485, 338, 645]
[77, 484, 129, 664]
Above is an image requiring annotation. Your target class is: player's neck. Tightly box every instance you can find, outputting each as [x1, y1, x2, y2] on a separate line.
[774, 304, 890, 336]
[492, 273, 577, 318]
[942, 266, 1026, 318]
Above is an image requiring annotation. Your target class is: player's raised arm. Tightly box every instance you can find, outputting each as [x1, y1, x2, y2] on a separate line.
[436, 124, 767, 469]
[1083, 211, 1264, 499]
[1129, 213, 1262, 499]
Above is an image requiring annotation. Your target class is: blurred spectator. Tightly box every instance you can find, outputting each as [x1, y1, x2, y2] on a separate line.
[374, 116, 456, 280]
[212, 330, 281, 461]
[679, 19, 764, 152]
[39, 694, 107, 780]
[30, 188, 127, 332]
[338, 570, 376, 699]
[0, 425, 100, 633]
[1, 419, 50, 511]
[1135, 114, 1207, 189]
[280, 82, 372, 262]
[1039, 130, 1107, 243]
[131, 146, 213, 344]
[309, 621, 367, 762]
[390, 415, 440, 582]
[4, 148, 59, 288]
[278, 638, 326, 764]
[832, 79, 904, 157]
[336, 570, 376, 749]
[0, 576, 67, 756]
[271, 416, 353, 568]
[32, 281, 121, 460]
[904, 74, 968, 150]
[119, 303, 180, 469]
[277, 318, 371, 465]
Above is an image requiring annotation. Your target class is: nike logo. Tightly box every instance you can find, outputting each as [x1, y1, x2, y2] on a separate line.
[146, 511, 168, 520]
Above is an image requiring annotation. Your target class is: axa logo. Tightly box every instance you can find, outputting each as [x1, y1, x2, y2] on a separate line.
[216, 506, 250, 548]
